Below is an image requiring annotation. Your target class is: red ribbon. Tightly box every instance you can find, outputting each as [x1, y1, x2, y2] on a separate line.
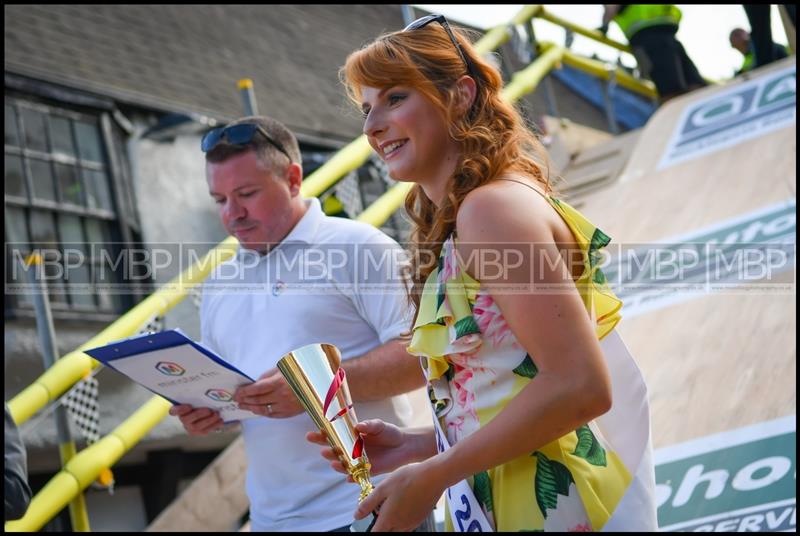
[322, 367, 363, 460]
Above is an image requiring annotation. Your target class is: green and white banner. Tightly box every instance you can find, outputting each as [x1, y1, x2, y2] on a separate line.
[604, 199, 796, 318]
[658, 64, 796, 170]
[654, 416, 796, 532]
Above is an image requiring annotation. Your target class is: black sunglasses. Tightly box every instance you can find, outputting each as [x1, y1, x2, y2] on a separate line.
[403, 14, 479, 82]
[201, 123, 292, 161]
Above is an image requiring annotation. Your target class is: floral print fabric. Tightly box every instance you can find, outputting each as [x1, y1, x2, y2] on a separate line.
[408, 196, 650, 531]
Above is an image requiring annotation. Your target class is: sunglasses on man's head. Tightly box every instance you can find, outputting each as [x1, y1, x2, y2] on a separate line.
[201, 123, 292, 161]
[403, 14, 479, 83]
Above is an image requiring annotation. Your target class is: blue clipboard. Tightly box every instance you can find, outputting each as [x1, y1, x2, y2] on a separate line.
[85, 329, 256, 423]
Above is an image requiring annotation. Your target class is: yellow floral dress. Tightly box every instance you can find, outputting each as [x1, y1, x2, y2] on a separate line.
[408, 196, 657, 532]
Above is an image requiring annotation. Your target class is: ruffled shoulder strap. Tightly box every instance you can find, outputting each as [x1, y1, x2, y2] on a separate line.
[493, 178, 622, 339]
[408, 236, 483, 380]
[547, 196, 622, 339]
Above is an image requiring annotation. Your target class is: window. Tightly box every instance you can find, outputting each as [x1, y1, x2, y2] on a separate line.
[5, 97, 141, 317]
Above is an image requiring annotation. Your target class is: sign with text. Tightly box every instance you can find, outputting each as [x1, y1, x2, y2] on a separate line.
[604, 199, 796, 318]
[654, 416, 796, 531]
[658, 64, 795, 169]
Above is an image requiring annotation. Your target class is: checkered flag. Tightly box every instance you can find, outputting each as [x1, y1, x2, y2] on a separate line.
[334, 171, 364, 217]
[138, 313, 165, 334]
[63, 376, 101, 445]
[188, 285, 202, 311]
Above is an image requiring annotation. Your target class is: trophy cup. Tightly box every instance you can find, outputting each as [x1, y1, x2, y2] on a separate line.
[277, 343, 377, 531]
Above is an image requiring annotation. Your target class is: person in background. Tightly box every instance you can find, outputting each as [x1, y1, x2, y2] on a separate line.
[600, 5, 706, 103]
[730, 27, 788, 76]
[5, 403, 32, 522]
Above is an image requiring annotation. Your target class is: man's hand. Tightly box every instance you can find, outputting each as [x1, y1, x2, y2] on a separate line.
[169, 404, 223, 435]
[233, 368, 304, 418]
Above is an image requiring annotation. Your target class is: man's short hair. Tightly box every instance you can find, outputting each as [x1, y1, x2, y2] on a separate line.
[204, 115, 302, 172]
[729, 28, 749, 45]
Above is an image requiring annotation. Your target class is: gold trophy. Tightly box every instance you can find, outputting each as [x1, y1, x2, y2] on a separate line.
[277, 343, 377, 531]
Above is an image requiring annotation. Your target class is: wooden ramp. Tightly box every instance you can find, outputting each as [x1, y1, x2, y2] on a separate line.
[565, 57, 796, 449]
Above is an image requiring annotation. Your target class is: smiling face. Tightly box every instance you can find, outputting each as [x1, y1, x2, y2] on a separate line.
[206, 149, 304, 254]
[360, 85, 462, 202]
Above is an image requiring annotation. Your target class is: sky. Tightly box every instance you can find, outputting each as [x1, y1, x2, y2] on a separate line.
[414, 5, 791, 82]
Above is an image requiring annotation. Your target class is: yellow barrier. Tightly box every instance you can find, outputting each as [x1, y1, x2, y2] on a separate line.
[535, 6, 632, 53]
[538, 42, 658, 99]
[299, 136, 373, 198]
[6, 397, 170, 532]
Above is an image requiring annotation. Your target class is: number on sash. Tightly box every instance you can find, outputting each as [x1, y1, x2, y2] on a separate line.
[455, 494, 483, 532]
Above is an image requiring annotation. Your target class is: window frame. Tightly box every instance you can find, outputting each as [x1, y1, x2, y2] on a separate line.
[5, 93, 146, 321]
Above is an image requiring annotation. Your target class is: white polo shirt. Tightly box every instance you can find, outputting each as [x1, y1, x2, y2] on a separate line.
[201, 198, 416, 532]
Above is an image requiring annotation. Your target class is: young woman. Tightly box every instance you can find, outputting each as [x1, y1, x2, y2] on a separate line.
[309, 15, 657, 532]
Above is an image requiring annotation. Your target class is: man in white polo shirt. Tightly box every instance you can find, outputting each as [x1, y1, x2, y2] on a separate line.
[169, 116, 432, 531]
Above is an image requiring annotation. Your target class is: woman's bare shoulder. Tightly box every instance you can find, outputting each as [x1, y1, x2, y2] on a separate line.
[456, 175, 556, 242]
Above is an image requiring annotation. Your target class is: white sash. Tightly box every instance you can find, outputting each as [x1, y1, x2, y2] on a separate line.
[432, 414, 495, 532]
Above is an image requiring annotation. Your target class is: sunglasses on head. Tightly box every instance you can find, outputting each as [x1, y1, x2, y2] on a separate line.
[403, 14, 479, 83]
[201, 123, 292, 161]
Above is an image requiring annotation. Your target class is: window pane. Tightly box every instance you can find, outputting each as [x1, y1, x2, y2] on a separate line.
[5, 105, 20, 147]
[21, 108, 48, 152]
[29, 210, 67, 305]
[58, 212, 87, 257]
[55, 163, 83, 205]
[29, 210, 58, 247]
[74, 120, 103, 163]
[112, 135, 138, 223]
[84, 217, 112, 246]
[50, 116, 77, 158]
[59, 214, 93, 308]
[84, 169, 114, 211]
[4, 206, 29, 245]
[4, 207, 33, 307]
[5, 155, 27, 198]
[93, 264, 121, 311]
[86, 218, 120, 312]
[28, 158, 57, 201]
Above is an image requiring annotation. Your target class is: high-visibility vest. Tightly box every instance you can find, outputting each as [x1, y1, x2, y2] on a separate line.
[613, 5, 682, 41]
[741, 51, 755, 73]
[740, 43, 790, 73]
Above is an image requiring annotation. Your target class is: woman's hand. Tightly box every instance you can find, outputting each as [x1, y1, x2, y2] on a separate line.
[354, 458, 448, 532]
[307, 419, 434, 478]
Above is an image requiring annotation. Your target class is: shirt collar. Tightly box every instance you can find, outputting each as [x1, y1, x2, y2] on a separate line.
[235, 197, 323, 263]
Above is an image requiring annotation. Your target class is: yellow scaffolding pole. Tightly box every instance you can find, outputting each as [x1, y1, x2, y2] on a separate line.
[535, 5, 632, 53]
[539, 42, 658, 100]
[5, 397, 170, 532]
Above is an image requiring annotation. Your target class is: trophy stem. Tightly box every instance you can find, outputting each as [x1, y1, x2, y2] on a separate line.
[351, 463, 373, 502]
